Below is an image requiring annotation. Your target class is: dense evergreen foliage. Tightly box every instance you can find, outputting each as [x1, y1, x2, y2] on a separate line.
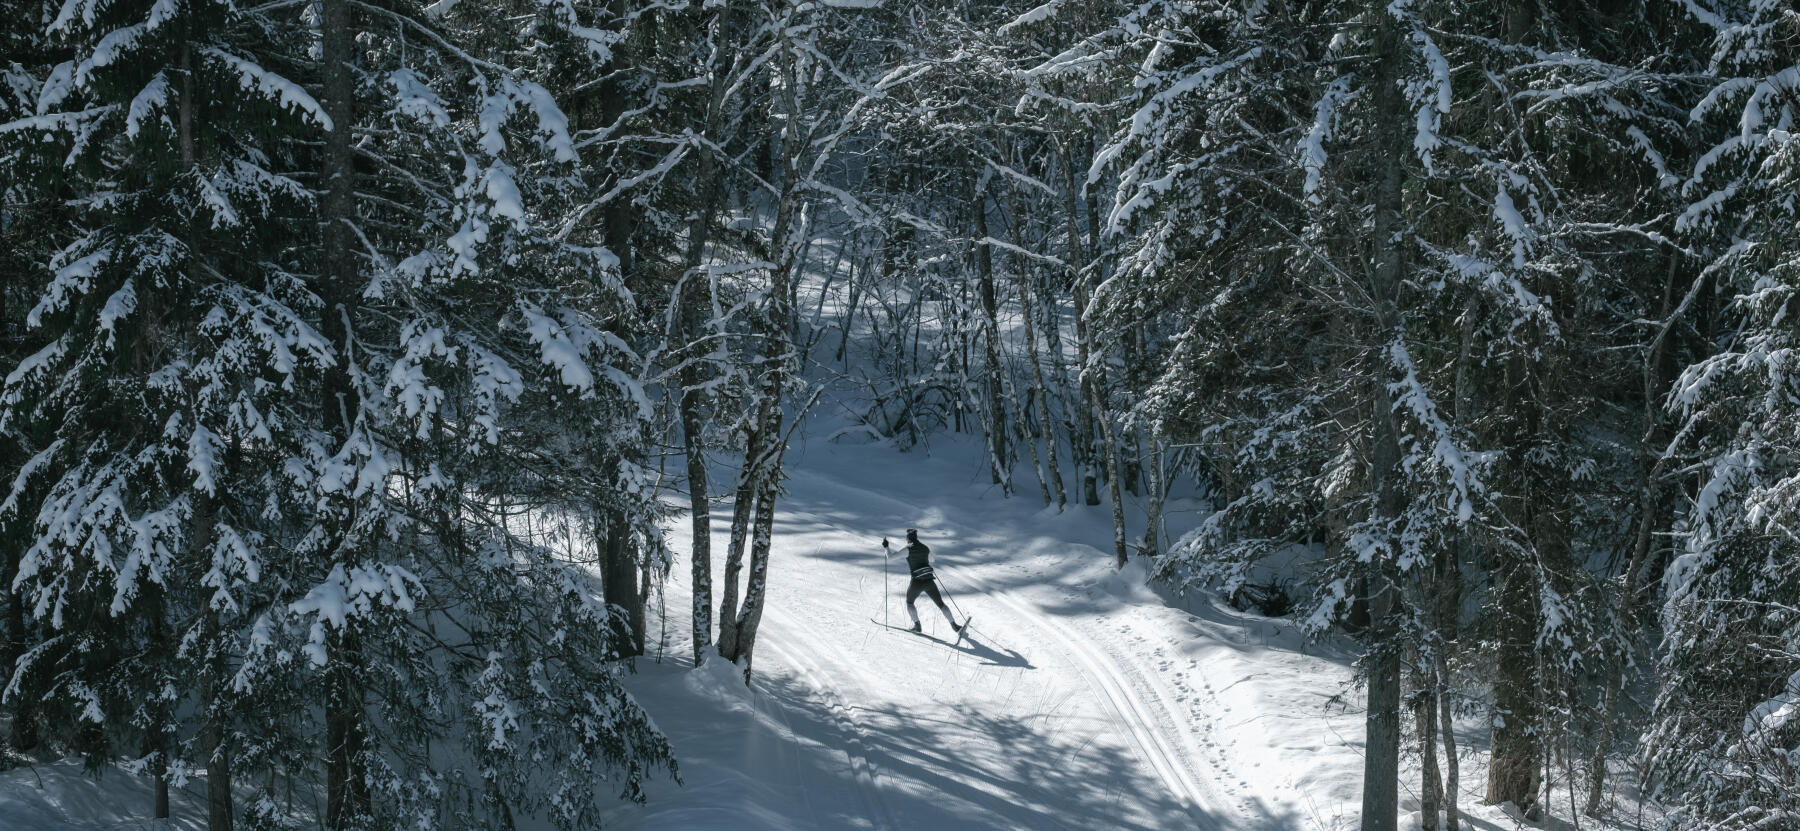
[1, 0, 1794, 827]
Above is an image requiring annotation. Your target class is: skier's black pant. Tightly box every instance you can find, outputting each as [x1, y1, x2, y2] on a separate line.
[906, 577, 952, 624]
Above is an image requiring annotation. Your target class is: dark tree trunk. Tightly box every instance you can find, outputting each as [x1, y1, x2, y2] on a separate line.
[1360, 394, 1405, 831]
[319, 0, 369, 824]
[205, 701, 233, 831]
[1588, 254, 1683, 816]
[1416, 679, 1442, 830]
[972, 180, 1009, 493]
[1440, 652, 1461, 831]
[604, 510, 644, 658]
[716, 433, 760, 660]
[1057, 145, 1101, 507]
[1485, 559, 1542, 815]
[1360, 9, 1411, 830]
[324, 630, 368, 829]
[3, 543, 33, 752]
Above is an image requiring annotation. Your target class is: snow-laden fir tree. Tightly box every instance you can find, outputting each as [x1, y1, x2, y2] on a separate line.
[0, 0, 674, 827]
[1065, 0, 1686, 825]
[1653, 0, 1800, 826]
[0, 2, 335, 824]
[277, 0, 675, 825]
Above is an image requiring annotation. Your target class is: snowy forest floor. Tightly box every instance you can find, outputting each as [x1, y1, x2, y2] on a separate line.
[0, 430, 1661, 830]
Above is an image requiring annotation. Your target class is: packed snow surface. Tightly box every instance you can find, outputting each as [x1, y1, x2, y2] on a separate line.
[609, 434, 1371, 831]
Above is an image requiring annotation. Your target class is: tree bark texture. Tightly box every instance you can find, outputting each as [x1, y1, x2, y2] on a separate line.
[1360, 9, 1410, 829]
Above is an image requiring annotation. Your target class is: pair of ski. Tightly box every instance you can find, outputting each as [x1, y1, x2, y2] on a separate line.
[871, 616, 973, 646]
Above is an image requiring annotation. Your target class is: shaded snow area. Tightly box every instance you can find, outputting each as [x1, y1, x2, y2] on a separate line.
[0, 430, 1653, 830]
[0, 758, 212, 830]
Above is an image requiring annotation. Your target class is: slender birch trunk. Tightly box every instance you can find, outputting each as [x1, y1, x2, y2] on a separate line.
[720, 42, 805, 681]
[1058, 145, 1101, 506]
[1141, 432, 1165, 557]
[679, 6, 742, 666]
[998, 153, 1065, 510]
[972, 176, 1010, 493]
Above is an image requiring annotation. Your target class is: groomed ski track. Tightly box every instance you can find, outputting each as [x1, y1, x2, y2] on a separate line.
[607, 437, 1344, 830]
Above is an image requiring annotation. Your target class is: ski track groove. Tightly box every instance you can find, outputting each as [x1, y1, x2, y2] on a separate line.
[1116, 615, 1260, 805]
[1112, 615, 1251, 807]
[762, 607, 901, 831]
[743, 656, 827, 830]
[787, 471, 1229, 828]
[954, 569, 1223, 828]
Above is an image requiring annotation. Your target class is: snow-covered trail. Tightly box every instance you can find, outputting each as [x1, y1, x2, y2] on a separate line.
[606, 436, 1368, 831]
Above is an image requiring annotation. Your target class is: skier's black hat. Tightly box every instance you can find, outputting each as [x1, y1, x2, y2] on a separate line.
[905, 528, 917, 540]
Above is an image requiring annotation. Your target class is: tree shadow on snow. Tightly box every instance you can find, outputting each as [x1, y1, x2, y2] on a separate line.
[749, 666, 1278, 831]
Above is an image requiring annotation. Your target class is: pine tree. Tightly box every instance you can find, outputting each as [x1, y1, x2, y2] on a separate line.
[1653, 1, 1800, 826]
[1076, 0, 1684, 824]
[1, 0, 677, 826]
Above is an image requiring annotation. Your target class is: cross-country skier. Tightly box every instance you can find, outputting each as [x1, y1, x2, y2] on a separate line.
[888, 529, 964, 633]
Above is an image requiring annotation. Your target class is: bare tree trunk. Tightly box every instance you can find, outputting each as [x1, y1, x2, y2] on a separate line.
[1120, 330, 1145, 496]
[1002, 347, 1047, 505]
[1034, 241, 1076, 508]
[1097, 398, 1129, 568]
[320, 1, 369, 823]
[729, 435, 784, 682]
[1057, 145, 1101, 506]
[1417, 673, 1443, 830]
[1440, 301, 1477, 831]
[681, 282, 715, 667]
[1587, 254, 1682, 816]
[972, 176, 1010, 494]
[1018, 263, 1066, 511]
[715, 449, 758, 660]
[1440, 651, 1461, 831]
[996, 166, 1056, 508]
[1141, 433, 1165, 557]
[721, 44, 804, 680]
[604, 509, 644, 658]
[1360, 10, 1410, 830]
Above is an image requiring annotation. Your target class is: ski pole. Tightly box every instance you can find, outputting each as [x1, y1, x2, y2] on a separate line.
[880, 538, 890, 628]
[935, 571, 969, 621]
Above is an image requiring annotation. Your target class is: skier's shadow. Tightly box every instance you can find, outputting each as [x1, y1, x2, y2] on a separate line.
[933, 629, 1034, 669]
